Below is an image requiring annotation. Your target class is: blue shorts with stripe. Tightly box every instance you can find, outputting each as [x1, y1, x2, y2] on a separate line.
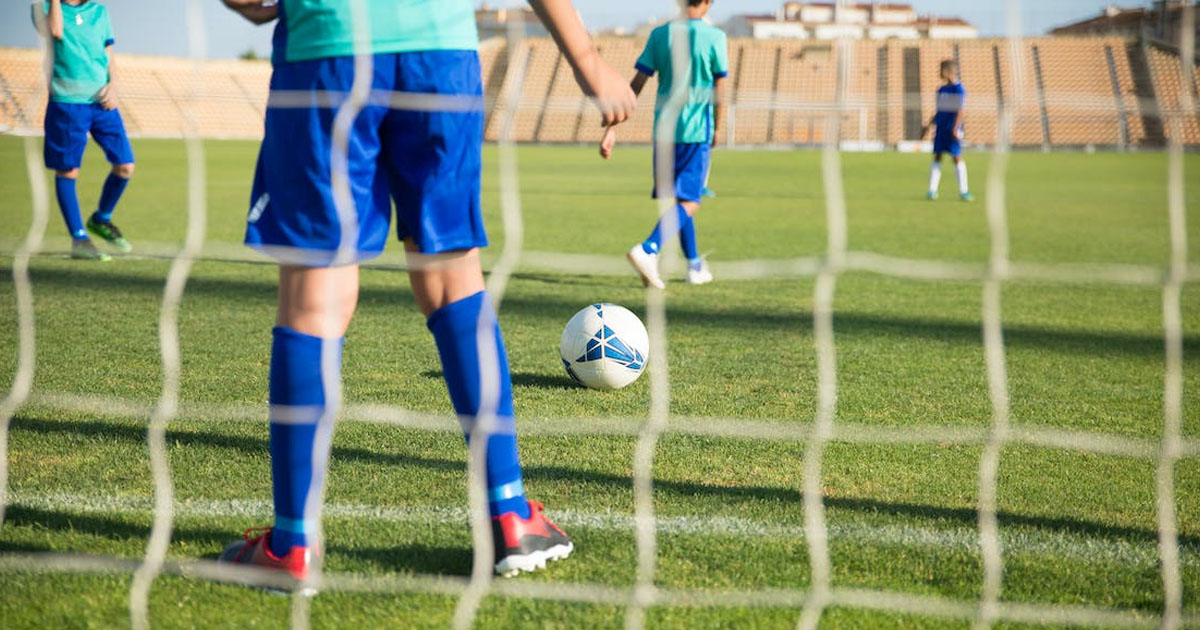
[651, 142, 711, 203]
[245, 51, 486, 266]
[43, 102, 134, 171]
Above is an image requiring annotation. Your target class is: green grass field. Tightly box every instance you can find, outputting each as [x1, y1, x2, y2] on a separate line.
[1, 134, 1199, 629]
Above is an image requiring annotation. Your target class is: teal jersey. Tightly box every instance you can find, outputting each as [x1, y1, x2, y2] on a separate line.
[273, 0, 478, 65]
[635, 19, 729, 144]
[31, 1, 113, 104]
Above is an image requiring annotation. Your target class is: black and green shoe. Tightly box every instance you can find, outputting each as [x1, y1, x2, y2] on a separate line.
[86, 216, 133, 253]
[71, 239, 112, 262]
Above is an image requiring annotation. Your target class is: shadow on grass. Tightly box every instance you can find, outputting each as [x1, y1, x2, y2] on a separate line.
[422, 369, 580, 391]
[20, 264, 1195, 359]
[12, 415, 1198, 553]
[0, 504, 233, 549]
[334, 544, 473, 577]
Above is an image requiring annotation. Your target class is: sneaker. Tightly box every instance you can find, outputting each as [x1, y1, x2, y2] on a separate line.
[218, 527, 312, 587]
[685, 260, 713, 285]
[87, 216, 133, 253]
[960, 192, 975, 202]
[71, 239, 111, 261]
[626, 245, 665, 289]
[492, 501, 573, 577]
[926, 191, 939, 201]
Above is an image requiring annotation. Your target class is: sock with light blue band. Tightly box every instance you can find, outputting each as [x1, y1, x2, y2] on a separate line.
[268, 326, 343, 557]
[54, 176, 86, 239]
[93, 173, 130, 223]
[427, 291, 530, 520]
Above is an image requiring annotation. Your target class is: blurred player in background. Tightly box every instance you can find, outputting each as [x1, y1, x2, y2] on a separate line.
[32, 0, 136, 261]
[922, 59, 973, 202]
[601, 0, 728, 288]
[219, 0, 635, 582]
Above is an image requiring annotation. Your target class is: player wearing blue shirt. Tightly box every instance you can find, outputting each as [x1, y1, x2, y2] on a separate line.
[32, 0, 136, 261]
[218, 0, 635, 583]
[601, 0, 728, 289]
[922, 60, 973, 202]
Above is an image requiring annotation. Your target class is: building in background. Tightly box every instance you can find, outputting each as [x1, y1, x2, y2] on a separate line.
[723, 2, 977, 40]
[1050, 1, 1200, 43]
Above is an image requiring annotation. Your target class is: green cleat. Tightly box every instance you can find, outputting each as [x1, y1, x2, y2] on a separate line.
[71, 239, 112, 261]
[960, 192, 975, 202]
[926, 191, 938, 200]
[87, 216, 133, 253]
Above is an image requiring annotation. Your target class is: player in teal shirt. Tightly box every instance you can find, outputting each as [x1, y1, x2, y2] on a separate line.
[33, 0, 135, 261]
[219, 0, 636, 583]
[601, 0, 728, 288]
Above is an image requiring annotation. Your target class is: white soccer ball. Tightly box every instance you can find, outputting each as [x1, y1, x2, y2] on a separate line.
[559, 304, 649, 390]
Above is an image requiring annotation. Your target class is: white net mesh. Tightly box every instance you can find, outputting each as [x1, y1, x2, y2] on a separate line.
[2, 1, 1199, 629]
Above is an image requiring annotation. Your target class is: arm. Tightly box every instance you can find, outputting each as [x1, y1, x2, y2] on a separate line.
[47, 0, 64, 40]
[711, 75, 727, 147]
[599, 72, 650, 160]
[97, 45, 117, 109]
[222, 0, 279, 25]
[527, 0, 635, 126]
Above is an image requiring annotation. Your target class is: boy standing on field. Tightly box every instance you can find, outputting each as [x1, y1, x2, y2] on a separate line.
[602, 0, 728, 288]
[32, 0, 136, 261]
[922, 59, 973, 202]
[218, 0, 635, 583]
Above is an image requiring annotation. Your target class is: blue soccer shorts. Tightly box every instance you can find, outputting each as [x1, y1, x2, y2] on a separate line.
[933, 131, 963, 158]
[651, 142, 711, 203]
[43, 101, 135, 171]
[245, 51, 486, 266]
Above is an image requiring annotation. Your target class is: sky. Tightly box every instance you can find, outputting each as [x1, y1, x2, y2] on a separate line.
[0, 1, 1153, 60]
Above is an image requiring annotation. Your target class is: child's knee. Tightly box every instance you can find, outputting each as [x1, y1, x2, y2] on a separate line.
[113, 163, 135, 178]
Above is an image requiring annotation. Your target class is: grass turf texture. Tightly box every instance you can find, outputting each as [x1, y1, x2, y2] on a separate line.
[1, 135, 1199, 629]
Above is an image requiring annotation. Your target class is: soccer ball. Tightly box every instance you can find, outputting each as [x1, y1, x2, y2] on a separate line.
[559, 304, 649, 390]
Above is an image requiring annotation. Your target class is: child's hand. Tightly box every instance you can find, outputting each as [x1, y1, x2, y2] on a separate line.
[573, 50, 637, 127]
[920, 125, 930, 139]
[97, 83, 118, 110]
[600, 126, 617, 160]
[955, 128, 964, 140]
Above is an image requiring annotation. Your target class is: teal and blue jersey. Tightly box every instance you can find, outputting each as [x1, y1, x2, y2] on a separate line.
[635, 19, 729, 145]
[269, 0, 478, 65]
[934, 82, 966, 138]
[31, 1, 114, 104]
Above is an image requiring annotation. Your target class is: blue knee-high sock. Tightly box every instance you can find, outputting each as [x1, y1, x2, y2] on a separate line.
[678, 207, 700, 266]
[55, 176, 86, 240]
[268, 326, 343, 557]
[427, 291, 530, 519]
[93, 173, 130, 223]
[641, 203, 691, 256]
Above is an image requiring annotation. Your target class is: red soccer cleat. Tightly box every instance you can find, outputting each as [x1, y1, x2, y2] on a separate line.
[218, 527, 312, 585]
[491, 500, 574, 577]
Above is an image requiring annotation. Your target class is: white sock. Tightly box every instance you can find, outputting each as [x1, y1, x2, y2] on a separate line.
[928, 162, 942, 194]
[956, 160, 969, 194]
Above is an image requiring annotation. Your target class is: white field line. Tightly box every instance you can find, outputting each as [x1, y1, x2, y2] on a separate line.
[6, 491, 1197, 571]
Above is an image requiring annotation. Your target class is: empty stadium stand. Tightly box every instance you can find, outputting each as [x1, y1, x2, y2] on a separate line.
[1, 36, 1197, 148]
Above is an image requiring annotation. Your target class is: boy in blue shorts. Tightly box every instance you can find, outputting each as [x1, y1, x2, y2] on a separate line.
[922, 59, 973, 202]
[218, 0, 635, 582]
[601, 0, 728, 288]
[32, 0, 135, 261]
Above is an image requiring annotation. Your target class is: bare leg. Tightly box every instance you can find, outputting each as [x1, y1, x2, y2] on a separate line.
[277, 264, 360, 337]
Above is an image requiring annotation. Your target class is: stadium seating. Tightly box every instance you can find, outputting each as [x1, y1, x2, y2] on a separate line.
[1147, 44, 1200, 145]
[1, 36, 1197, 147]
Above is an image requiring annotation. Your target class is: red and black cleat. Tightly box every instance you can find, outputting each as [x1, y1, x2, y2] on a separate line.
[218, 527, 312, 589]
[492, 500, 574, 577]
